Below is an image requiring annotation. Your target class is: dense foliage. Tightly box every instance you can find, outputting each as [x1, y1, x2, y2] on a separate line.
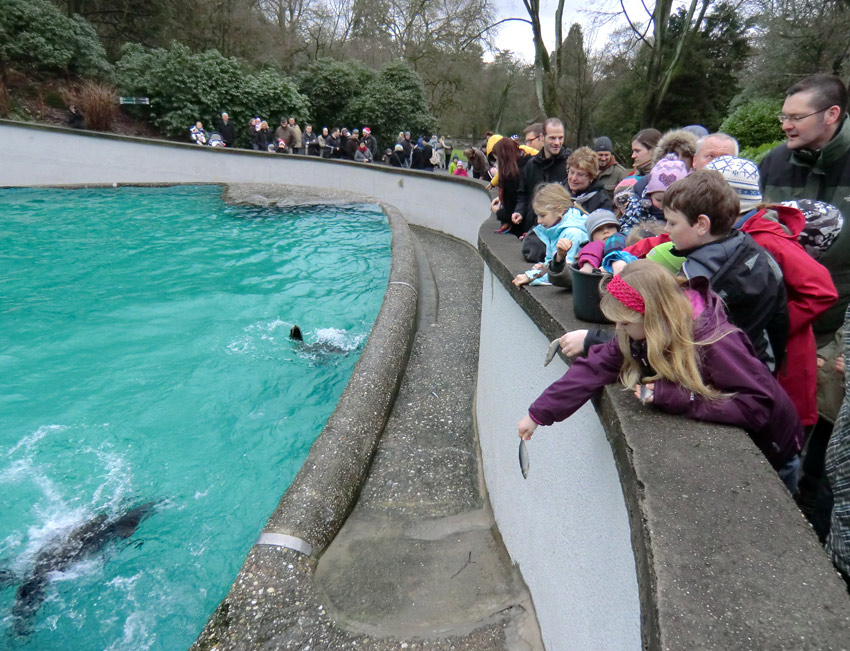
[0, 0, 111, 80]
[115, 42, 308, 142]
[720, 98, 785, 149]
[3, 0, 848, 150]
[295, 58, 436, 146]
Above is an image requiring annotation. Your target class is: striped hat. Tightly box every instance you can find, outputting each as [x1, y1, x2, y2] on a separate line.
[705, 155, 763, 213]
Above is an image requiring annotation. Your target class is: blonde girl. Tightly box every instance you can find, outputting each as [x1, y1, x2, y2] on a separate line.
[518, 260, 803, 490]
[512, 184, 587, 287]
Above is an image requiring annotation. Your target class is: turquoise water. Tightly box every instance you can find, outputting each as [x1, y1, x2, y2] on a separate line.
[0, 186, 390, 648]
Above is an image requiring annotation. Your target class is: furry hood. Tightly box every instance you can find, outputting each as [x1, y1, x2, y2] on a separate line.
[652, 129, 699, 167]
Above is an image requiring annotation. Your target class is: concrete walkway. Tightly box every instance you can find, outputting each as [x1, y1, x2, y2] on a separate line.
[193, 226, 541, 650]
[310, 227, 541, 648]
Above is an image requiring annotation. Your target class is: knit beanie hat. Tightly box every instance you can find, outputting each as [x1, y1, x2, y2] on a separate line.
[646, 241, 686, 274]
[645, 154, 690, 194]
[705, 155, 762, 213]
[585, 209, 620, 238]
[780, 199, 844, 259]
[394, 144, 404, 152]
[682, 124, 709, 139]
[486, 134, 504, 156]
[593, 136, 614, 153]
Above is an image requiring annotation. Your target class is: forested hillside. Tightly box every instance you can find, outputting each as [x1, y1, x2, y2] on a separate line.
[2, 0, 849, 155]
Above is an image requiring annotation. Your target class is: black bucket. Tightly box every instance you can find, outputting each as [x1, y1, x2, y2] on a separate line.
[570, 264, 611, 324]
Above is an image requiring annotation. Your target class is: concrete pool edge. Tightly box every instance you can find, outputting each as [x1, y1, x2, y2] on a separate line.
[188, 188, 418, 647]
[233, 188, 418, 553]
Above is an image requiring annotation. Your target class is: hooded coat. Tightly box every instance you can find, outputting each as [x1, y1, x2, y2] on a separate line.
[528, 278, 803, 470]
[524, 207, 588, 285]
[736, 204, 837, 425]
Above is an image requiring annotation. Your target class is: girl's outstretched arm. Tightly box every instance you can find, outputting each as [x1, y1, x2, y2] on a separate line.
[528, 338, 623, 426]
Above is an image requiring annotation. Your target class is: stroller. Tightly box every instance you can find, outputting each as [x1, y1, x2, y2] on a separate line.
[208, 132, 225, 147]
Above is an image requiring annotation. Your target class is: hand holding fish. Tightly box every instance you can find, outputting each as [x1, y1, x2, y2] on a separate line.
[518, 414, 538, 441]
[559, 329, 588, 357]
[634, 383, 655, 404]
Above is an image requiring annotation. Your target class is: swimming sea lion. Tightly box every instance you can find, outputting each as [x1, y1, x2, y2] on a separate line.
[5, 501, 156, 636]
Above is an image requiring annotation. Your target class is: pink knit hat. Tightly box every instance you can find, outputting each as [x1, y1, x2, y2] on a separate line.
[646, 154, 690, 194]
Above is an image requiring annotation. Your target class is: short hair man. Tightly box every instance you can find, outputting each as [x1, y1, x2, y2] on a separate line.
[523, 123, 544, 151]
[693, 133, 739, 170]
[511, 118, 572, 260]
[288, 117, 302, 154]
[218, 111, 236, 147]
[760, 73, 850, 337]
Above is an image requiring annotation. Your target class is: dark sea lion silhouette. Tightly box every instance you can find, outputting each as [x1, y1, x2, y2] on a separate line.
[289, 325, 349, 355]
[4, 501, 156, 636]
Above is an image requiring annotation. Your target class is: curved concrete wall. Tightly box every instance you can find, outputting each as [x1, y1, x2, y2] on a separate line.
[477, 266, 641, 649]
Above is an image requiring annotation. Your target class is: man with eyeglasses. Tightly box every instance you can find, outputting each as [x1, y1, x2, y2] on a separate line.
[523, 123, 544, 152]
[761, 74, 850, 560]
[761, 74, 850, 337]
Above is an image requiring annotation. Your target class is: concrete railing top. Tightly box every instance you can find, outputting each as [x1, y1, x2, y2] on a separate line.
[478, 215, 850, 649]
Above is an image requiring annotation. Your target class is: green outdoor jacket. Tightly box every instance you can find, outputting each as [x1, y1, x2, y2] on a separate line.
[760, 116, 850, 336]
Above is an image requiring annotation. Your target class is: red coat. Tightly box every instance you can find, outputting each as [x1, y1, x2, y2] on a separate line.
[737, 206, 836, 425]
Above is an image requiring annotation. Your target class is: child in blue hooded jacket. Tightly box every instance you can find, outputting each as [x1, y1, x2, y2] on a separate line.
[513, 183, 587, 287]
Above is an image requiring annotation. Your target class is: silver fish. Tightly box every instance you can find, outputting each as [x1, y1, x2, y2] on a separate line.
[544, 339, 561, 366]
[519, 439, 529, 479]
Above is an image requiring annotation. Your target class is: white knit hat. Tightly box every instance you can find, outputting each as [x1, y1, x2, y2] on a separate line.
[705, 155, 763, 213]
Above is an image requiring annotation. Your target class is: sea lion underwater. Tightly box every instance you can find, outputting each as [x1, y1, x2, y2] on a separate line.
[289, 325, 350, 355]
[2, 501, 156, 636]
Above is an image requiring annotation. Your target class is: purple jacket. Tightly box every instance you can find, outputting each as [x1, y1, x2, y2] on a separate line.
[528, 279, 803, 469]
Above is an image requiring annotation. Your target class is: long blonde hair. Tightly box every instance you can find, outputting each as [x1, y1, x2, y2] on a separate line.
[599, 260, 730, 400]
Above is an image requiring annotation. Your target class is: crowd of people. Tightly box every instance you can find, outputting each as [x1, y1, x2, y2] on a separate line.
[188, 113, 456, 168]
[483, 74, 850, 593]
[183, 79, 850, 592]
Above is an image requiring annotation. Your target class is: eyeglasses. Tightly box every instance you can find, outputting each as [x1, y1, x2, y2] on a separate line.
[777, 108, 829, 124]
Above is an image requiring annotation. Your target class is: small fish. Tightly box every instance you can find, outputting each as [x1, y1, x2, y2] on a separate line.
[519, 439, 529, 479]
[544, 339, 561, 366]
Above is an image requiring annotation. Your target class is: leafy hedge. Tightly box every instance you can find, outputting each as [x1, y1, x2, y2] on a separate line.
[115, 41, 309, 143]
[296, 58, 436, 148]
[720, 98, 784, 149]
[739, 140, 783, 164]
[0, 0, 111, 79]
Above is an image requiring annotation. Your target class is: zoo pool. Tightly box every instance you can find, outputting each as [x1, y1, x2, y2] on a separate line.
[0, 186, 391, 649]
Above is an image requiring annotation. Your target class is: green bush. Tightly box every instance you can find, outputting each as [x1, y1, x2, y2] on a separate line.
[296, 59, 377, 130]
[115, 41, 309, 143]
[739, 140, 783, 164]
[0, 0, 111, 79]
[719, 98, 784, 149]
[347, 60, 437, 149]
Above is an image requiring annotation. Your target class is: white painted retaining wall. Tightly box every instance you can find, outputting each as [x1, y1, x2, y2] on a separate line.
[0, 121, 483, 246]
[477, 267, 641, 650]
[1, 121, 641, 649]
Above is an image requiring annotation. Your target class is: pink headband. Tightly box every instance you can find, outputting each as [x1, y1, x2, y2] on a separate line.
[606, 274, 645, 314]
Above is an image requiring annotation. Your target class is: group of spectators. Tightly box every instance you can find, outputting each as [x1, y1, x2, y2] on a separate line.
[488, 74, 850, 593]
[188, 113, 455, 168]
